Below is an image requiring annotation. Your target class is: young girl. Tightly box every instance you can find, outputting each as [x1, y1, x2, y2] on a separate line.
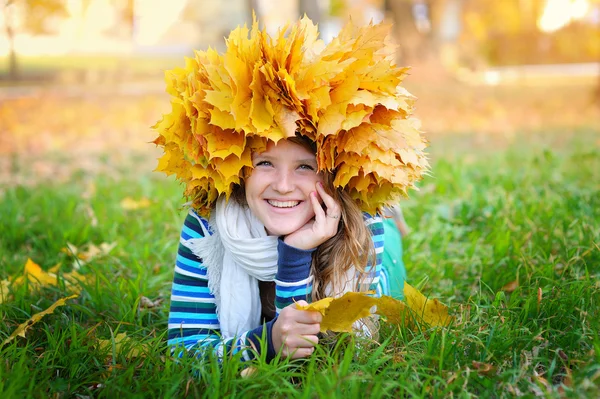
[153, 17, 428, 363]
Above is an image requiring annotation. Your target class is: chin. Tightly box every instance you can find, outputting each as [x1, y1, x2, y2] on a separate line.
[264, 217, 310, 237]
[265, 225, 300, 237]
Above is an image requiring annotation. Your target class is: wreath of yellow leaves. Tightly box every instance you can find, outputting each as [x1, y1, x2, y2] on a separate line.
[152, 16, 429, 217]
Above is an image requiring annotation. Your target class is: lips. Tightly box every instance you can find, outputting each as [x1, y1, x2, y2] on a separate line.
[267, 199, 300, 208]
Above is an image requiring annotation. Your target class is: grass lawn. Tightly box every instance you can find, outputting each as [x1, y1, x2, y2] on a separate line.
[0, 128, 599, 398]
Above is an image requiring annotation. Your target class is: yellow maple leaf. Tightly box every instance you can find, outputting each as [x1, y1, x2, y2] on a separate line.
[298, 292, 377, 332]
[152, 16, 429, 217]
[2, 294, 78, 345]
[317, 102, 347, 137]
[373, 295, 407, 324]
[14, 258, 58, 286]
[403, 283, 453, 326]
[296, 282, 452, 333]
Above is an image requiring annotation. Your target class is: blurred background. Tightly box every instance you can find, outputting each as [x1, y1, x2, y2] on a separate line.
[0, 0, 599, 187]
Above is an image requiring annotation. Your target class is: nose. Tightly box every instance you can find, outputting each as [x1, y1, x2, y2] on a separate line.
[273, 168, 294, 193]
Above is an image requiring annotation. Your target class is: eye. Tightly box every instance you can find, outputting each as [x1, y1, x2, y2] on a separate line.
[255, 160, 272, 167]
[298, 164, 316, 171]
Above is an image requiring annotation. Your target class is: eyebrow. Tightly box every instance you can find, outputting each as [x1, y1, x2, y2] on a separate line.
[253, 155, 317, 164]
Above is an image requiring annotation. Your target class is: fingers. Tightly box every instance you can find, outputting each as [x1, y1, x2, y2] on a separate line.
[273, 304, 322, 359]
[293, 301, 323, 324]
[315, 182, 340, 216]
[289, 346, 315, 359]
[310, 190, 325, 223]
[313, 182, 341, 231]
[280, 333, 319, 359]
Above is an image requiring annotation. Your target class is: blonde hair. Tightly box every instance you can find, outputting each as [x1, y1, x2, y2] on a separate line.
[230, 136, 376, 301]
[310, 173, 375, 301]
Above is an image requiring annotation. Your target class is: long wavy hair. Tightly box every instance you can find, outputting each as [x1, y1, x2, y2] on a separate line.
[230, 136, 376, 301]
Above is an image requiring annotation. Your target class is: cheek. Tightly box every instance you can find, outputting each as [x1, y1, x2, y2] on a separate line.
[244, 175, 259, 200]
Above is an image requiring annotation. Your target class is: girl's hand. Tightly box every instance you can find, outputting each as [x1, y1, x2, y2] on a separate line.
[272, 300, 322, 359]
[283, 182, 341, 250]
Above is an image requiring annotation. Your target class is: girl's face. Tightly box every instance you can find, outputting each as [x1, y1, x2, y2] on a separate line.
[245, 139, 323, 236]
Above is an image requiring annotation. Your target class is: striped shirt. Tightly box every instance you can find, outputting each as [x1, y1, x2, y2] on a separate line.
[167, 209, 388, 362]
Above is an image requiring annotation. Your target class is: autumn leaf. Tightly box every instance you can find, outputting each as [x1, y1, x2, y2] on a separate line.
[2, 294, 78, 346]
[138, 296, 163, 310]
[472, 361, 496, 375]
[14, 258, 58, 286]
[501, 280, 518, 293]
[403, 282, 454, 326]
[152, 16, 429, 217]
[298, 282, 452, 332]
[0, 279, 11, 304]
[62, 242, 116, 269]
[299, 292, 377, 332]
[7, 258, 94, 296]
[97, 332, 147, 358]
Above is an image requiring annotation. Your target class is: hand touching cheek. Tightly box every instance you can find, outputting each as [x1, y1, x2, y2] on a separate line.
[283, 182, 342, 250]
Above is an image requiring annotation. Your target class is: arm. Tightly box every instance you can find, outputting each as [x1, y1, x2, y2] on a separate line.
[167, 210, 273, 362]
[271, 238, 322, 359]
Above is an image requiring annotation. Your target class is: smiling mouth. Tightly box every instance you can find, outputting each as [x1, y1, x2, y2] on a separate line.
[267, 200, 300, 208]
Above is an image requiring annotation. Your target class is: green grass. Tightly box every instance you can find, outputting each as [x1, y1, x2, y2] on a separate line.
[1, 129, 599, 398]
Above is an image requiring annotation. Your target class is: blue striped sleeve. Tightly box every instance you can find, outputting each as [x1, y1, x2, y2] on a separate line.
[274, 239, 315, 313]
[167, 209, 268, 363]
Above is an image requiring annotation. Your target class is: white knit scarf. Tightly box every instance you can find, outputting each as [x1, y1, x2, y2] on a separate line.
[182, 196, 279, 338]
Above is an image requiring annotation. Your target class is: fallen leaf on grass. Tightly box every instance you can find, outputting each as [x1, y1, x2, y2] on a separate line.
[2, 294, 78, 345]
[0, 279, 10, 304]
[97, 332, 147, 358]
[471, 360, 496, 375]
[62, 242, 116, 269]
[3, 259, 93, 302]
[138, 296, 163, 309]
[15, 258, 58, 285]
[240, 366, 258, 379]
[501, 280, 518, 293]
[297, 282, 453, 332]
[120, 197, 151, 210]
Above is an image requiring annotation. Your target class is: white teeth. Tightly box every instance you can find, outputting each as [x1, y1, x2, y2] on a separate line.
[267, 200, 300, 208]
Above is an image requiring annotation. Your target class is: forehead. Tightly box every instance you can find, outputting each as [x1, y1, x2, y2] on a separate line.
[252, 139, 316, 159]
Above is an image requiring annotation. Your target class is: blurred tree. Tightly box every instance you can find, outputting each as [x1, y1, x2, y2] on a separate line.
[461, 0, 599, 66]
[1, 0, 69, 79]
[384, 0, 422, 64]
[384, 0, 463, 68]
[247, 0, 259, 19]
[299, 0, 322, 24]
[104, 0, 134, 39]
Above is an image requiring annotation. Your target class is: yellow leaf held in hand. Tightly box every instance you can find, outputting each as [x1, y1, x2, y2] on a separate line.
[403, 282, 453, 327]
[296, 283, 452, 332]
[298, 292, 377, 332]
[373, 295, 407, 324]
[2, 294, 78, 346]
[298, 297, 333, 315]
